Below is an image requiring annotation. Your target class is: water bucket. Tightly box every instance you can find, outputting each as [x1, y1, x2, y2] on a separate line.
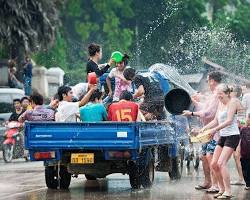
[164, 88, 191, 115]
[87, 72, 97, 84]
[111, 51, 123, 63]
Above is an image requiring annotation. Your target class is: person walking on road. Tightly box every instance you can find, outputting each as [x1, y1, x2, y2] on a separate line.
[23, 56, 33, 96]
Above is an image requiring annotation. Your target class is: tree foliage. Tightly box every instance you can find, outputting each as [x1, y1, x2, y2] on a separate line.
[1, 0, 250, 82]
[0, 0, 60, 58]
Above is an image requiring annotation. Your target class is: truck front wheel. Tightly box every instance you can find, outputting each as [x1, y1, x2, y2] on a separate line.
[169, 157, 181, 180]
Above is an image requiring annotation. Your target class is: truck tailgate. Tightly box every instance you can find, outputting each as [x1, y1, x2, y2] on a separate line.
[25, 122, 138, 150]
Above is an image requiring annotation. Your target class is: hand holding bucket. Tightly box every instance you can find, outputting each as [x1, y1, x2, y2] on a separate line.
[87, 72, 97, 85]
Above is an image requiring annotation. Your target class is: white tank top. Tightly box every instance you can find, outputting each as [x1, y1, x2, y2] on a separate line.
[217, 109, 240, 137]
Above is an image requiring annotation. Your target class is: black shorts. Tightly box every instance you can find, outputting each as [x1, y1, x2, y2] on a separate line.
[217, 135, 240, 150]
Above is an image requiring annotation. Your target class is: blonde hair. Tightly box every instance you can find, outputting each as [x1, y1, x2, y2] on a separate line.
[216, 83, 231, 95]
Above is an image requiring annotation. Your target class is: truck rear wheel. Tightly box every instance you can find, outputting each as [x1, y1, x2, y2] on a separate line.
[141, 161, 155, 188]
[45, 166, 58, 189]
[128, 162, 141, 189]
[45, 166, 71, 189]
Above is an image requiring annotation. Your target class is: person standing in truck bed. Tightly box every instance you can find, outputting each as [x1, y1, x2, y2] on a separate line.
[86, 43, 114, 78]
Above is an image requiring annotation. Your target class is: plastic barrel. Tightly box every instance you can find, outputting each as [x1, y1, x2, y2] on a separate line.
[164, 88, 191, 115]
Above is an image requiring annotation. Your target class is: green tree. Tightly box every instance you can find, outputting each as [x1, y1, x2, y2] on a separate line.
[32, 30, 68, 70]
[130, 0, 208, 67]
[214, 0, 250, 41]
[0, 0, 60, 61]
[63, 0, 134, 62]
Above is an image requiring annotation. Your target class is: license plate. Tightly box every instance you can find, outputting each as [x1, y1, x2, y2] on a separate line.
[71, 153, 94, 164]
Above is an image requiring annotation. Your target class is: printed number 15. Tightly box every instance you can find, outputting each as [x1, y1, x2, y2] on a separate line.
[115, 109, 132, 121]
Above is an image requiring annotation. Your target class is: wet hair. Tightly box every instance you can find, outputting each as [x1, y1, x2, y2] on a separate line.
[123, 68, 136, 81]
[208, 71, 222, 83]
[57, 85, 72, 101]
[88, 43, 101, 57]
[89, 90, 102, 102]
[231, 85, 242, 98]
[216, 84, 231, 95]
[13, 98, 21, 104]
[20, 96, 30, 103]
[119, 91, 133, 101]
[30, 92, 43, 105]
[122, 54, 130, 66]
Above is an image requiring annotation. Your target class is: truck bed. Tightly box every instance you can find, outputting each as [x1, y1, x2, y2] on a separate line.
[25, 121, 176, 151]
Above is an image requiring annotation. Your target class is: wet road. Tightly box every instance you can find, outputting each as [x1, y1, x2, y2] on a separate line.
[0, 156, 249, 200]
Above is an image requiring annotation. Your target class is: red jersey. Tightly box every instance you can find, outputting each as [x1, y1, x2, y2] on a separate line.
[108, 100, 139, 122]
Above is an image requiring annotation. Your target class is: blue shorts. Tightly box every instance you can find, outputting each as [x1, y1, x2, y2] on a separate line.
[201, 139, 217, 155]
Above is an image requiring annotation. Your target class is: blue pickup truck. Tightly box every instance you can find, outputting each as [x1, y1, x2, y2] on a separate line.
[25, 121, 185, 189]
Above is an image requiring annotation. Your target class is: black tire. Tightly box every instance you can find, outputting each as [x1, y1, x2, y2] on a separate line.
[179, 146, 185, 175]
[141, 161, 155, 188]
[59, 166, 71, 189]
[128, 162, 141, 189]
[169, 157, 181, 180]
[45, 166, 58, 189]
[3, 144, 14, 163]
[85, 174, 97, 180]
[194, 156, 200, 170]
[45, 166, 71, 189]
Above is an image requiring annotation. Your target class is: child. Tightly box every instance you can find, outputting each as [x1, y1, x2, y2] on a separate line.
[106, 53, 131, 101]
[240, 113, 250, 190]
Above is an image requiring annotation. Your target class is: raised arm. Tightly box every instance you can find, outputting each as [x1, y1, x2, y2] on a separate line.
[106, 76, 112, 97]
[78, 85, 97, 107]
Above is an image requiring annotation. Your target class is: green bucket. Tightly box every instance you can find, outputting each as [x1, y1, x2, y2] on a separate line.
[111, 51, 123, 63]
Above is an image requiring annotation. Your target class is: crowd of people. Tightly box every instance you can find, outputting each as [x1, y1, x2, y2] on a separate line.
[183, 72, 250, 199]
[5, 42, 250, 199]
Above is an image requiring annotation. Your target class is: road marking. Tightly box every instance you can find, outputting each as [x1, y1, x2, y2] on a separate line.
[0, 187, 47, 200]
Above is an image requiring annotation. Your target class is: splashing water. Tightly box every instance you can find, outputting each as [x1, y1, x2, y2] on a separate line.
[149, 63, 196, 95]
[131, 1, 180, 66]
[167, 26, 250, 80]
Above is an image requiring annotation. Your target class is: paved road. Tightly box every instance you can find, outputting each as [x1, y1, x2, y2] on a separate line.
[0, 156, 249, 200]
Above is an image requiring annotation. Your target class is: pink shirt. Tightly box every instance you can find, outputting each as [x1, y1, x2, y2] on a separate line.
[196, 92, 220, 141]
[108, 67, 131, 101]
